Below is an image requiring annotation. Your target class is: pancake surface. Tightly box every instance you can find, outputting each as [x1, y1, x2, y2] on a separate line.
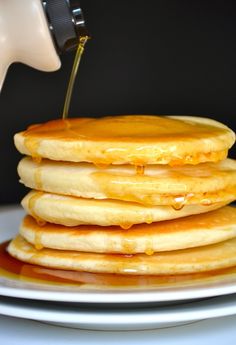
[14, 115, 235, 165]
[20, 207, 236, 253]
[8, 235, 236, 275]
[18, 157, 236, 206]
[21, 190, 227, 227]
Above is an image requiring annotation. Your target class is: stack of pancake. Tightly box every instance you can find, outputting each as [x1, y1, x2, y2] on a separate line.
[7, 115, 236, 276]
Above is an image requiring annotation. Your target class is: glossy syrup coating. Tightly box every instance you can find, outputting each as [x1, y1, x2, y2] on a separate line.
[14, 115, 235, 165]
[17, 157, 236, 207]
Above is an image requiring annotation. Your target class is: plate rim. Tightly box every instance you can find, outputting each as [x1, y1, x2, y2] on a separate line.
[1, 280, 236, 303]
[1, 294, 236, 327]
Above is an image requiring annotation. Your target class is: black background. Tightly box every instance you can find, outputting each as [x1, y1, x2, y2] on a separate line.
[0, 0, 236, 204]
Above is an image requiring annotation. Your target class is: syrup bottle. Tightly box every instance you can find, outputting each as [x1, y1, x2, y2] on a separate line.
[0, 0, 88, 91]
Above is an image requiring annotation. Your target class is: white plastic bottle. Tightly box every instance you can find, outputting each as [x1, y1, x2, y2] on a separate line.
[0, 0, 87, 91]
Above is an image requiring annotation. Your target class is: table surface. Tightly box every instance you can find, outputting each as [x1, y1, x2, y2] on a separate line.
[1, 314, 236, 345]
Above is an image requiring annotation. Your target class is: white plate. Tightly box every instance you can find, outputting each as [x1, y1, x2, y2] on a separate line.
[1, 294, 236, 331]
[1, 207, 236, 304]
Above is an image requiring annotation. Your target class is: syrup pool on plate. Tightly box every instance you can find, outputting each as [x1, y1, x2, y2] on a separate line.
[1, 240, 236, 289]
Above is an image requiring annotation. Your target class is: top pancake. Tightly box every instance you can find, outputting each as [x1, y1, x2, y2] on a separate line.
[14, 115, 235, 166]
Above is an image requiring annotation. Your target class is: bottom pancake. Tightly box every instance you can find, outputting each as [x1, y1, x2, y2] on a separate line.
[8, 235, 236, 275]
[21, 190, 228, 227]
[20, 207, 236, 253]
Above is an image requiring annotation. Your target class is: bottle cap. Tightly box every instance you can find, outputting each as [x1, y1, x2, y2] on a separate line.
[43, 0, 88, 53]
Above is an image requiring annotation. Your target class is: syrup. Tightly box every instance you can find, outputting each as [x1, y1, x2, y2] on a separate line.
[120, 223, 133, 230]
[62, 36, 89, 119]
[135, 165, 145, 176]
[90, 169, 236, 207]
[145, 214, 153, 225]
[32, 156, 42, 164]
[34, 166, 43, 190]
[94, 163, 110, 169]
[21, 116, 229, 166]
[145, 238, 154, 256]
[172, 196, 186, 210]
[28, 191, 46, 226]
[22, 36, 89, 158]
[1, 241, 236, 288]
[34, 230, 44, 250]
[121, 238, 136, 254]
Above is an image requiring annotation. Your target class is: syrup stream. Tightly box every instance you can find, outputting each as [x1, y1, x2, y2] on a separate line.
[62, 36, 89, 119]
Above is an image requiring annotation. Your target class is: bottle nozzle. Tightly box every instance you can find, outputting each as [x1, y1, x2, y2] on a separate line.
[43, 0, 89, 53]
[69, 1, 90, 37]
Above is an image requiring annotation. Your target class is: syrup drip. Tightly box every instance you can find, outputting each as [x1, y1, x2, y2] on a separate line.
[28, 192, 45, 226]
[32, 156, 42, 164]
[94, 163, 110, 169]
[24, 137, 42, 163]
[201, 198, 213, 206]
[145, 238, 154, 256]
[34, 167, 43, 190]
[135, 165, 145, 176]
[145, 249, 155, 256]
[34, 230, 44, 250]
[146, 215, 153, 225]
[62, 36, 89, 119]
[121, 237, 136, 254]
[120, 223, 133, 230]
[172, 196, 186, 210]
[36, 219, 46, 227]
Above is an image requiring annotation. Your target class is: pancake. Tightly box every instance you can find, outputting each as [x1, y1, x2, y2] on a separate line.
[8, 235, 236, 275]
[21, 190, 227, 227]
[20, 207, 236, 254]
[14, 115, 235, 166]
[18, 157, 236, 206]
